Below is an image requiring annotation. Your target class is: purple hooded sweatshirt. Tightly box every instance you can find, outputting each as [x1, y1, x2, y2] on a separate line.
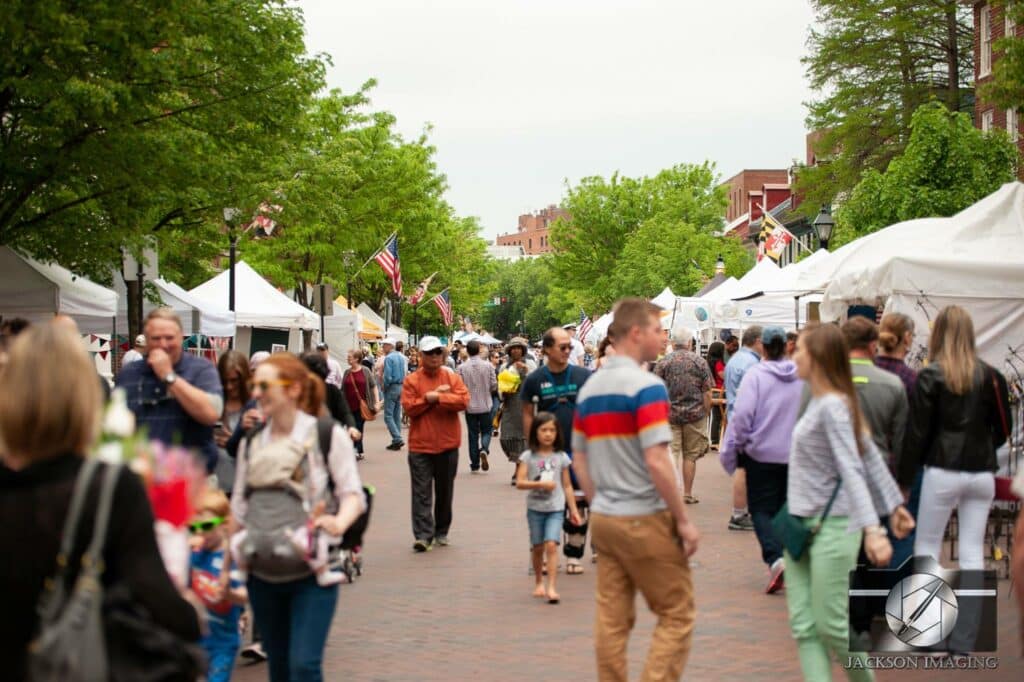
[719, 359, 803, 475]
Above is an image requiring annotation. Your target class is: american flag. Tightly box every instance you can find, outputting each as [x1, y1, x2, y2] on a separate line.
[374, 233, 402, 296]
[432, 289, 453, 327]
[577, 308, 593, 343]
[407, 271, 436, 306]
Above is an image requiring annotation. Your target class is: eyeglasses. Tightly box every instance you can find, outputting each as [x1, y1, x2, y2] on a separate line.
[188, 517, 226, 534]
[556, 344, 572, 352]
[422, 348, 445, 356]
[247, 379, 292, 392]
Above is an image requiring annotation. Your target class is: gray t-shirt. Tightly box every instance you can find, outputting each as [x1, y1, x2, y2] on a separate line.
[518, 449, 572, 512]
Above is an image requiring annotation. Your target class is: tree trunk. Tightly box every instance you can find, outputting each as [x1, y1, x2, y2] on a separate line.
[125, 278, 142, 343]
[945, 2, 961, 112]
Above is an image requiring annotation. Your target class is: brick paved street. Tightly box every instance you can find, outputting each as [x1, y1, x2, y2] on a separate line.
[236, 420, 1022, 681]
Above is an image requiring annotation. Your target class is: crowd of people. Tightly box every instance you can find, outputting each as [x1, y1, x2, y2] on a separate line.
[1, 298, 1022, 682]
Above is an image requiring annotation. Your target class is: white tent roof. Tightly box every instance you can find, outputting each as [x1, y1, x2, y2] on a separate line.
[357, 303, 408, 343]
[189, 261, 319, 330]
[650, 286, 676, 310]
[731, 259, 781, 299]
[0, 246, 117, 333]
[703, 276, 742, 301]
[822, 181, 1024, 318]
[115, 277, 235, 337]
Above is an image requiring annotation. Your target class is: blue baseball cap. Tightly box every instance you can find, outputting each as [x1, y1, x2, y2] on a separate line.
[762, 326, 787, 345]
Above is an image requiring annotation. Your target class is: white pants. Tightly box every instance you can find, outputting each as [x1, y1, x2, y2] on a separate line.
[914, 467, 994, 570]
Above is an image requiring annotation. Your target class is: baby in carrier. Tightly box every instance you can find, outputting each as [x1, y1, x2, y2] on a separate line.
[231, 426, 345, 586]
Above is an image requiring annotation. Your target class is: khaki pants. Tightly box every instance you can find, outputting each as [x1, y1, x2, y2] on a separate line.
[591, 510, 695, 682]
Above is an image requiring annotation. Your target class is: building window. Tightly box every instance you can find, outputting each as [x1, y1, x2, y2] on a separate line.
[982, 109, 994, 132]
[1008, 2, 1017, 37]
[981, 4, 992, 77]
[1008, 108, 1019, 142]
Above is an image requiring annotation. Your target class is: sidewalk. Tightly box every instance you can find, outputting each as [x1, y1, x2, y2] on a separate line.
[235, 419, 1021, 681]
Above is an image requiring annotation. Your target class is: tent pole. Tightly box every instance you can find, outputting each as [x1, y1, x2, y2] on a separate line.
[794, 295, 800, 330]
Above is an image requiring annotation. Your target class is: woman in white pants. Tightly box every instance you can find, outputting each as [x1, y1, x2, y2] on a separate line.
[898, 306, 1011, 570]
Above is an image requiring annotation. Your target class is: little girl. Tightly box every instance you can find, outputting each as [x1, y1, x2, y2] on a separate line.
[189, 489, 248, 682]
[516, 411, 581, 604]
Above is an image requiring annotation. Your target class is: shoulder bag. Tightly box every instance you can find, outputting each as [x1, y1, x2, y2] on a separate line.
[348, 369, 377, 421]
[771, 480, 841, 561]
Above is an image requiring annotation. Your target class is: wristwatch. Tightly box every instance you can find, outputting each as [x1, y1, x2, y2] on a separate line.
[163, 371, 178, 387]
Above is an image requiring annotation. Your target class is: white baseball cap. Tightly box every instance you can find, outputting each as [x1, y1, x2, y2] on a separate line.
[418, 336, 443, 353]
[382, 337, 397, 346]
[134, 334, 146, 346]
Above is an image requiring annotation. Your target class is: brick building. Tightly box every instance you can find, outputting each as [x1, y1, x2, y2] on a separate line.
[972, 2, 1024, 153]
[495, 204, 568, 255]
[720, 169, 790, 225]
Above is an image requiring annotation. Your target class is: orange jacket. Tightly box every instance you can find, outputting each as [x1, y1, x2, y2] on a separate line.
[401, 367, 470, 453]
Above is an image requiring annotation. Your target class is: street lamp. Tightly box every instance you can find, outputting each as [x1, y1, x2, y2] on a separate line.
[715, 254, 725, 274]
[813, 205, 835, 251]
[223, 207, 241, 310]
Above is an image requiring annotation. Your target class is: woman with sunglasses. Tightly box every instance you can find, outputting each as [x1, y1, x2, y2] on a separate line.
[213, 351, 252, 493]
[231, 353, 365, 682]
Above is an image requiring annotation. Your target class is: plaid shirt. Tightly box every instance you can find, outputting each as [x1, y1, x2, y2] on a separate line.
[653, 349, 714, 426]
[457, 355, 497, 414]
[874, 356, 917, 398]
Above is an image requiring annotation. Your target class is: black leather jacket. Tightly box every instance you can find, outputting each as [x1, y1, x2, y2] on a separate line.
[898, 362, 1011, 486]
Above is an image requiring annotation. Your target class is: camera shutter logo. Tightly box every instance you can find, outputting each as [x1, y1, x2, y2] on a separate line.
[884, 573, 958, 647]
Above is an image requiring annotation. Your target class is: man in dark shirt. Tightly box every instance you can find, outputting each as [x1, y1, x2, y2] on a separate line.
[521, 326, 593, 573]
[116, 308, 222, 472]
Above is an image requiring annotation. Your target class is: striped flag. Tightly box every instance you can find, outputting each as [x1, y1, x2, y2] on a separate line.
[374, 233, 402, 295]
[432, 289, 453, 327]
[578, 308, 593, 343]
[407, 271, 437, 305]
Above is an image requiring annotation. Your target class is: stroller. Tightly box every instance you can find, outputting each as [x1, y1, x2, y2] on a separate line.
[330, 485, 375, 582]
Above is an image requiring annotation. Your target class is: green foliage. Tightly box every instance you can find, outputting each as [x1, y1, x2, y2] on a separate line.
[983, 2, 1024, 110]
[797, 1, 974, 216]
[834, 102, 1019, 245]
[478, 257, 576, 339]
[549, 162, 740, 312]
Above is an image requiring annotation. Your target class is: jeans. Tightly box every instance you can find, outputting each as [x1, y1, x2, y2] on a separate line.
[247, 575, 339, 682]
[383, 383, 403, 444]
[785, 516, 871, 681]
[527, 509, 563, 546]
[408, 449, 458, 541]
[205, 644, 239, 682]
[740, 453, 788, 566]
[464, 411, 493, 470]
[591, 511, 695, 681]
[915, 466, 995, 570]
[352, 414, 366, 455]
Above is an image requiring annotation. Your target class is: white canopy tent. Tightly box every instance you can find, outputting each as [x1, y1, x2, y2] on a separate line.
[115, 277, 235, 338]
[356, 303, 408, 344]
[322, 306, 360, 359]
[819, 182, 1024, 368]
[650, 286, 676, 310]
[189, 261, 319, 354]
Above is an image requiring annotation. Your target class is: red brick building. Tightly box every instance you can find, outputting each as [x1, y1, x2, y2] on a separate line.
[972, 2, 1024, 154]
[495, 204, 568, 255]
[720, 169, 789, 225]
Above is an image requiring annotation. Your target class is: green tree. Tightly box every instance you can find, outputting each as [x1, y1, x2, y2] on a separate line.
[479, 256, 576, 339]
[982, 2, 1024, 110]
[549, 162, 732, 311]
[798, 1, 973, 216]
[834, 102, 1018, 245]
[0, 0, 324, 279]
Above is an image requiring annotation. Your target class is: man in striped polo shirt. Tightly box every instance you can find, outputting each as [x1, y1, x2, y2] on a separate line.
[571, 298, 700, 682]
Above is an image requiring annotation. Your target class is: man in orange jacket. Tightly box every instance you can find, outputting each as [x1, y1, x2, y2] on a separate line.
[402, 335, 470, 552]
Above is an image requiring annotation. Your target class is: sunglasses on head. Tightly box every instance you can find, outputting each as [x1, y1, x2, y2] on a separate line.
[247, 379, 292, 392]
[188, 516, 226, 534]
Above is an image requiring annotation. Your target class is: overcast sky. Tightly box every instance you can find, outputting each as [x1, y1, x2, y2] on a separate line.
[297, 0, 816, 240]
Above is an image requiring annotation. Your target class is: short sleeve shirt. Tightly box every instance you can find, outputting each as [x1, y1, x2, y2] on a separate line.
[190, 548, 243, 649]
[116, 352, 222, 471]
[518, 450, 572, 512]
[654, 349, 714, 425]
[520, 364, 592, 455]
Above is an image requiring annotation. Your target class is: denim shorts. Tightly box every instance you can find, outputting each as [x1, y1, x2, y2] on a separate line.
[527, 508, 563, 546]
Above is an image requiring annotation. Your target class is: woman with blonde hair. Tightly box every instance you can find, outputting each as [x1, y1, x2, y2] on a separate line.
[0, 323, 201, 679]
[900, 306, 1011, 570]
[786, 324, 911, 680]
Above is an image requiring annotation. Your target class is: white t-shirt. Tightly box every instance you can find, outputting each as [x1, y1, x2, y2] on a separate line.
[121, 349, 143, 365]
[568, 337, 585, 366]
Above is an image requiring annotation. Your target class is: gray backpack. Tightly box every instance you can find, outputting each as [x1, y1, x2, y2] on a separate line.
[237, 417, 333, 583]
[28, 459, 118, 681]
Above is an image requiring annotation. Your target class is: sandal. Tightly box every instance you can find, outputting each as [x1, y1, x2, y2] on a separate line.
[684, 495, 699, 504]
[566, 560, 584, 575]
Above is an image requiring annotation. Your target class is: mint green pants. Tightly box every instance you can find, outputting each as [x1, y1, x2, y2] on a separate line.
[784, 516, 872, 682]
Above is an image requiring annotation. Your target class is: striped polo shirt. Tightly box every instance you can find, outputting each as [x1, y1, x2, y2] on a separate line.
[572, 355, 672, 516]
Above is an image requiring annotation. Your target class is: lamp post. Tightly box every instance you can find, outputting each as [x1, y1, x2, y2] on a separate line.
[223, 207, 240, 349]
[342, 250, 355, 310]
[715, 254, 725, 275]
[813, 205, 835, 251]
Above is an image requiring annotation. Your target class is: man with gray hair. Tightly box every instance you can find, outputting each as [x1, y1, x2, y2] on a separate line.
[653, 324, 714, 503]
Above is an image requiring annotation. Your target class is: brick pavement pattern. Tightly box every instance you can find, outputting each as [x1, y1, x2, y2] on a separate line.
[236, 420, 1022, 681]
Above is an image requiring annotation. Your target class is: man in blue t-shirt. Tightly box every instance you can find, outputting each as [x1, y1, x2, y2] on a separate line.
[521, 326, 592, 574]
[116, 308, 222, 472]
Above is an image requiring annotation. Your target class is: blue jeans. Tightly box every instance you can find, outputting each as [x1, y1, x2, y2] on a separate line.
[247, 575, 339, 682]
[352, 414, 366, 455]
[205, 644, 239, 682]
[383, 383, 403, 444]
[889, 468, 922, 569]
[465, 411, 493, 470]
[740, 453, 787, 566]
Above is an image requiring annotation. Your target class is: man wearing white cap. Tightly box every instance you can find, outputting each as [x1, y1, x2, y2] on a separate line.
[402, 336, 470, 551]
[121, 334, 146, 365]
[382, 337, 407, 450]
[563, 322, 585, 367]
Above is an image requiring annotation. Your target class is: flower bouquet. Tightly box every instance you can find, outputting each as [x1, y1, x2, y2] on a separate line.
[95, 388, 207, 587]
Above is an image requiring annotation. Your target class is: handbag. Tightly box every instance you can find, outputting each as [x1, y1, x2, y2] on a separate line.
[349, 369, 377, 421]
[772, 479, 842, 561]
[28, 460, 205, 682]
[990, 370, 1018, 502]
